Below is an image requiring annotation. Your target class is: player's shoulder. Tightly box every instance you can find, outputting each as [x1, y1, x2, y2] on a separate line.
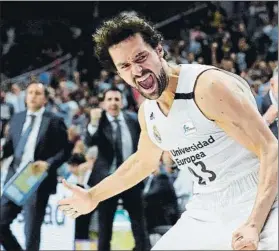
[195, 68, 237, 98]
[180, 63, 215, 73]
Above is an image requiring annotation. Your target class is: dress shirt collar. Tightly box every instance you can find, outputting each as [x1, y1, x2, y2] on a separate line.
[27, 106, 46, 117]
[106, 111, 124, 123]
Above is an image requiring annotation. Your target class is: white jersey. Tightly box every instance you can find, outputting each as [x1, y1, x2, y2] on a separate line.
[144, 64, 260, 194]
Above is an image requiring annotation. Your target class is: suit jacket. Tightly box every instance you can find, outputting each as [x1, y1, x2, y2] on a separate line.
[1, 110, 73, 194]
[261, 93, 278, 139]
[85, 110, 143, 190]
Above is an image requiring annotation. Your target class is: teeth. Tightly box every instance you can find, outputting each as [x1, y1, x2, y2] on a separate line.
[137, 73, 151, 82]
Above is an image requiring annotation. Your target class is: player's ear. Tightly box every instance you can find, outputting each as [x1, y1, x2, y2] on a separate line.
[156, 44, 164, 59]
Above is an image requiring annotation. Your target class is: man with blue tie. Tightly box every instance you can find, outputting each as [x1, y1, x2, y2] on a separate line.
[0, 81, 73, 251]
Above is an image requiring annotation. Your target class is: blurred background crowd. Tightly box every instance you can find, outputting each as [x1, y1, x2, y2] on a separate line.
[0, 1, 278, 250]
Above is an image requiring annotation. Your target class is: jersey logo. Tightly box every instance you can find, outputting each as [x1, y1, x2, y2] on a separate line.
[153, 125, 162, 143]
[150, 112, 155, 120]
[182, 121, 196, 136]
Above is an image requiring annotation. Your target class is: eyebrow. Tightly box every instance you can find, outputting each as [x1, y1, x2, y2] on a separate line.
[116, 51, 147, 67]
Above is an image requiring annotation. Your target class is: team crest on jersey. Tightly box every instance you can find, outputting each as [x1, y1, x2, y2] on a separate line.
[182, 121, 196, 136]
[153, 125, 162, 143]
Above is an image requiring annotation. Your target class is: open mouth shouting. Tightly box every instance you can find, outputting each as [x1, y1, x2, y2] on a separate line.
[136, 73, 157, 94]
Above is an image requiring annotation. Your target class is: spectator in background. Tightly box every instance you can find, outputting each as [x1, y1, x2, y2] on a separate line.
[186, 52, 198, 65]
[58, 90, 79, 127]
[250, 61, 274, 98]
[85, 87, 149, 251]
[236, 37, 257, 72]
[67, 145, 99, 192]
[211, 42, 236, 73]
[57, 69, 78, 92]
[73, 139, 86, 155]
[250, 80, 264, 113]
[208, 3, 227, 30]
[5, 83, 26, 113]
[216, 32, 233, 62]
[265, 17, 278, 61]
[67, 153, 87, 191]
[220, 57, 236, 73]
[66, 149, 98, 240]
[261, 67, 278, 138]
[111, 75, 129, 108]
[44, 86, 64, 115]
[0, 81, 73, 251]
[72, 106, 89, 138]
[57, 124, 82, 180]
[112, 74, 138, 111]
[95, 69, 111, 93]
[0, 90, 14, 138]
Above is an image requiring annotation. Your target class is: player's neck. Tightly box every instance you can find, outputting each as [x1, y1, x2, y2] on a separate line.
[156, 64, 181, 115]
[160, 64, 180, 96]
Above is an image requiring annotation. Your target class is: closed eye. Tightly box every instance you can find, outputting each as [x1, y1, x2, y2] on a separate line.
[135, 54, 147, 63]
[121, 63, 130, 70]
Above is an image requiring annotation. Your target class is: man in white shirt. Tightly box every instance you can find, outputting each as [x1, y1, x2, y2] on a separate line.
[84, 87, 150, 251]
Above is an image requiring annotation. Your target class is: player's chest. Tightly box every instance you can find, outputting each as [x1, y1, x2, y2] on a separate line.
[146, 107, 210, 150]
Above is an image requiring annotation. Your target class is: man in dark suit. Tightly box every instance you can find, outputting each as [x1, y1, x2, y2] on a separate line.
[0, 81, 73, 251]
[261, 68, 278, 138]
[85, 87, 150, 251]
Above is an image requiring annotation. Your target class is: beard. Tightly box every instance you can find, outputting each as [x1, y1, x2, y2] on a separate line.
[134, 67, 169, 100]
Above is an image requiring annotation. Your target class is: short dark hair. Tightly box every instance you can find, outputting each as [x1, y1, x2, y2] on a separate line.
[27, 79, 49, 99]
[102, 86, 122, 100]
[93, 13, 164, 71]
[67, 153, 86, 165]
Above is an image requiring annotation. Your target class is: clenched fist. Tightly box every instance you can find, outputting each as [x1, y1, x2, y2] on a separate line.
[232, 224, 259, 250]
[90, 108, 102, 126]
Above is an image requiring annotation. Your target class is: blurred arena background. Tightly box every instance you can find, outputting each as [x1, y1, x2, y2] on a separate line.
[0, 1, 278, 250]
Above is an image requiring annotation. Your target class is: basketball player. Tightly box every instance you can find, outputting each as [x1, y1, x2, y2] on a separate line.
[58, 14, 278, 250]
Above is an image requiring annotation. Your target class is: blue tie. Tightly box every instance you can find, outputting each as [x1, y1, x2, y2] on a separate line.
[14, 115, 36, 167]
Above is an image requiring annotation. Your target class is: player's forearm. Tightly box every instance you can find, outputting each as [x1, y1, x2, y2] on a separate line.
[247, 142, 278, 233]
[88, 153, 158, 202]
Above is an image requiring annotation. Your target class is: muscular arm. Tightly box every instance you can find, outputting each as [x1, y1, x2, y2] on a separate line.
[88, 104, 163, 202]
[195, 69, 278, 233]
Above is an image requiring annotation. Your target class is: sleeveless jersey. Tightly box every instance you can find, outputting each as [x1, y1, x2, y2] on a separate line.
[144, 64, 260, 194]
